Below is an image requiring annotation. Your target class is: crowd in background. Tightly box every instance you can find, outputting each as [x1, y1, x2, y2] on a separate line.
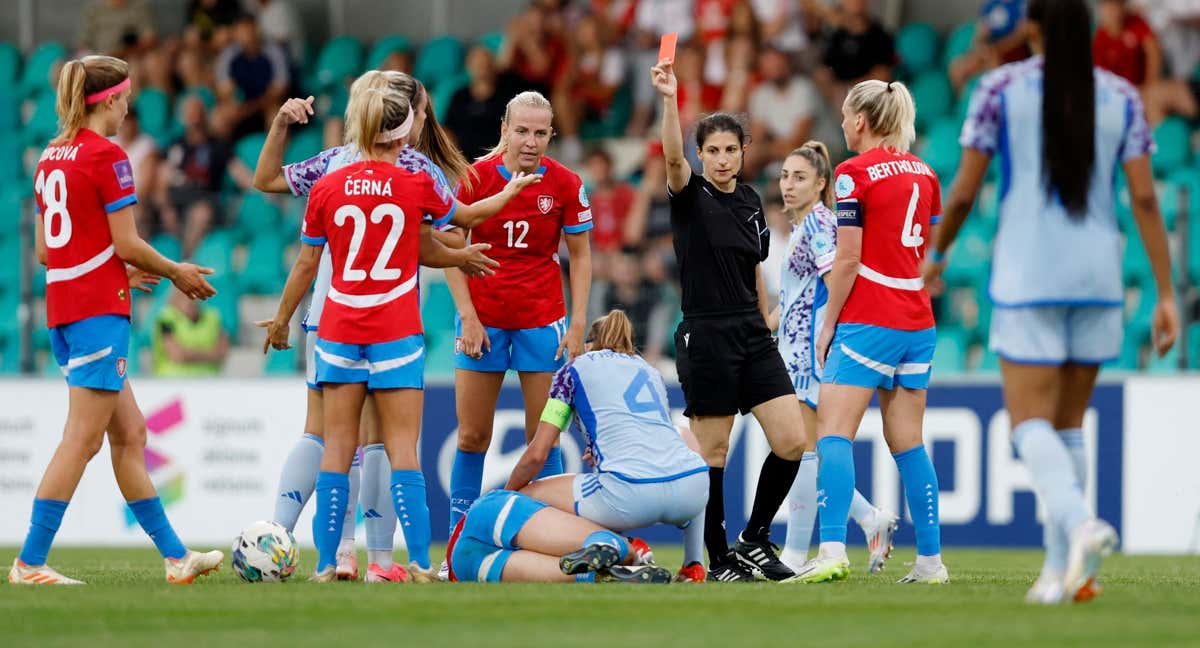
[24, 0, 1200, 373]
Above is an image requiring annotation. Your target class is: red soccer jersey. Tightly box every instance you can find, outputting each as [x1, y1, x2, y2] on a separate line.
[34, 128, 138, 328]
[1093, 14, 1154, 87]
[833, 148, 940, 331]
[457, 156, 593, 330]
[588, 182, 635, 252]
[302, 160, 452, 345]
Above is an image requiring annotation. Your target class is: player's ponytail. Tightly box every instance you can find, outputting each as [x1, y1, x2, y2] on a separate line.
[53, 55, 129, 145]
[1029, 0, 1094, 216]
[844, 79, 916, 153]
[346, 87, 411, 159]
[481, 91, 554, 161]
[789, 141, 835, 211]
[587, 309, 636, 355]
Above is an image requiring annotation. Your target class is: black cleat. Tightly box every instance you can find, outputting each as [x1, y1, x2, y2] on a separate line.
[706, 556, 757, 582]
[559, 543, 621, 575]
[732, 530, 795, 581]
[604, 565, 673, 584]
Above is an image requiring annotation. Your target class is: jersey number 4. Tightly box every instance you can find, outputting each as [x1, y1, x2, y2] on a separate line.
[901, 182, 924, 254]
[623, 368, 670, 424]
[35, 169, 72, 249]
[333, 203, 406, 282]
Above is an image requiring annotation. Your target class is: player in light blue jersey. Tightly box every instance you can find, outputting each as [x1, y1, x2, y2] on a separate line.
[767, 142, 898, 574]
[925, 0, 1179, 604]
[503, 310, 711, 582]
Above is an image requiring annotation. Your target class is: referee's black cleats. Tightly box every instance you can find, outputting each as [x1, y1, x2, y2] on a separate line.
[733, 531, 796, 581]
[560, 543, 621, 575]
[707, 555, 757, 582]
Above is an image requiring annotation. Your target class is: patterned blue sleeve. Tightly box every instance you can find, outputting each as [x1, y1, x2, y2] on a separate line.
[283, 146, 343, 196]
[396, 147, 457, 230]
[958, 69, 1009, 156]
[1118, 81, 1156, 162]
[548, 364, 575, 406]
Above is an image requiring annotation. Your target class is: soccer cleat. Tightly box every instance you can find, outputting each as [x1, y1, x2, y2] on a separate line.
[309, 566, 337, 583]
[1064, 518, 1118, 603]
[628, 537, 654, 565]
[365, 563, 409, 583]
[164, 550, 223, 584]
[863, 508, 900, 573]
[560, 543, 622, 576]
[706, 556, 757, 582]
[603, 564, 672, 584]
[406, 562, 440, 584]
[732, 530, 795, 581]
[778, 548, 808, 574]
[785, 555, 850, 583]
[674, 561, 707, 583]
[9, 559, 84, 585]
[897, 561, 950, 584]
[335, 546, 359, 581]
[1025, 572, 1066, 605]
[437, 559, 450, 582]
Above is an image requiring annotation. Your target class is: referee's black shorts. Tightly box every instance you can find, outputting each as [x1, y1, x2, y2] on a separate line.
[674, 312, 794, 418]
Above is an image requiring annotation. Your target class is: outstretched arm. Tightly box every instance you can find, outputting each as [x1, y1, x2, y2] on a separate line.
[651, 62, 692, 194]
[253, 96, 315, 193]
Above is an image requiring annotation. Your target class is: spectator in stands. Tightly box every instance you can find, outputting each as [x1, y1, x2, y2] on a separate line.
[152, 288, 230, 377]
[187, 0, 243, 51]
[625, 143, 676, 278]
[113, 107, 160, 229]
[78, 0, 157, 56]
[590, 0, 639, 42]
[216, 13, 290, 139]
[256, 0, 306, 65]
[751, 0, 809, 57]
[1094, 0, 1160, 88]
[948, 0, 1031, 91]
[584, 147, 636, 284]
[498, 2, 570, 100]
[815, 0, 896, 106]
[674, 42, 723, 131]
[154, 96, 233, 258]
[626, 0, 696, 137]
[175, 45, 217, 96]
[601, 250, 661, 354]
[556, 13, 627, 160]
[444, 45, 508, 161]
[1136, 0, 1200, 123]
[746, 47, 818, 177]
[706, 1, 761, 89]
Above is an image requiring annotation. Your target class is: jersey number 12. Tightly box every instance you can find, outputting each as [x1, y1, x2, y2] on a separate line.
[503, 220, 529, 248]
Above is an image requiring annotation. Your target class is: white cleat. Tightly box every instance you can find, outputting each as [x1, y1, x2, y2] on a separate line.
[335, 546, 359, 581]
[165, 550, 223, 584]
[407, 562, 439, 584]
[9, 558, 84, 585]
[1025, 572, 1066, 605]
[783, 554, 850, 583]
[897, 560, 949, 584]
[778, 549, 808, 575]
[437, 559, 450, 582]
[862, 509, 899, 573]
[1064, 518, 1118, 603]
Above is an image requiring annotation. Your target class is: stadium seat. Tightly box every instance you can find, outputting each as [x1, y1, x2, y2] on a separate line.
[896, 22, 940, 78]
[941, 22, 976, 72]
[19, 42, 65, 98]
[933, 328, 969, 373]
[910, 71, 954, 132]
[955, 75, 980, 121]
[263, 342, 298, 375]
[149, 233, 182, 263]
[1188, 324, 1200, 369]
[1146, 344, 1181, 373]
[0, 42, 20, 87]
[235, 193, 283, 242]
[415, 36, 465, 88]
[239, 231, 287, 295]
[421, 279, 458, 378]
[192, 229, 238, 275]
[0, 89, 20, 133]
[24, 91, 59, 146]
[432, 73, 469, 123]
[479, 31, 505, 55]
[312, 36, 364, 93]
[207, 274, 241, 341]
[234, 132, 268, 170]
[942, 218, 992, 288]
[1151, 117, 1190, 177]
[1115, 334, 1141, 370]
[134, 87, 173, 145]
[366, 34, 413, 71]
[581, 81, 635, 140]
[284, 127, 324, 166]
[919, 116, 962, 180]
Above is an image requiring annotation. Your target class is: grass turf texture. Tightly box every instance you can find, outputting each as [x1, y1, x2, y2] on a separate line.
[1, 547, 1198, 647]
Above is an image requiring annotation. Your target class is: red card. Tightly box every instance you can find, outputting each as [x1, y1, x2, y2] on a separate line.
[658, 32, 678, 64]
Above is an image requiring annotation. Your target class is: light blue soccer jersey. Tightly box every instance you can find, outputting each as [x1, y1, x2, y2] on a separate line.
[777, 203, 837, 403]
[549, 351, 707, 482]
[959, 56, 1155, 307]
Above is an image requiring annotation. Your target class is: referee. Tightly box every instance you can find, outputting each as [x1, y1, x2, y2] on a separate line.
[651, 61, 806, 582]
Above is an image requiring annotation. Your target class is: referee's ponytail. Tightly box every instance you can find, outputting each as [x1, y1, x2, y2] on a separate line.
[1029, 0, 1094, 216]
[587, 310, 636, 355]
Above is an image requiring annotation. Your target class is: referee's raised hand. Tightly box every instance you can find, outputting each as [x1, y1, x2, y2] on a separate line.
[650, 62, 677, 99]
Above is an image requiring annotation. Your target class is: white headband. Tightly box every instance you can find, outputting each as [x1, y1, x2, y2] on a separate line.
[375, 108, 415, 144]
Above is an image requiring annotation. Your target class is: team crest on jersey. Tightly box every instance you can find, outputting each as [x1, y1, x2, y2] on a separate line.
[537, 195, 554, 214]
[116, 358, 127, 377]
[835, 174, 855, 199]
[578, 185, 590, 208]
[113, 159, 134, 189]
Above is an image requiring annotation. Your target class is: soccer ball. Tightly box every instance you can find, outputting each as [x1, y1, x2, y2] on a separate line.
[231, 521, 299, 583]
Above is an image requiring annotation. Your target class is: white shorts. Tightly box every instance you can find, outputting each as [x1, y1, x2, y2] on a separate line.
[778, 338, 820, 408]
[989, 305, 1122, 365]
[572, 471, 708, 532]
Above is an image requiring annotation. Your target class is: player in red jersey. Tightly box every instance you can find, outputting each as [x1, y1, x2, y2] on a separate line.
[443, 91, 593, 547]
[11, 56, 223, 586]
[791, 79, 948, 585]
[262, 85, 539, 582]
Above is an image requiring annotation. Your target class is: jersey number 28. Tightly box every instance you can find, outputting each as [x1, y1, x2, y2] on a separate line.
[35, 169, 72, 249]
[333, 203, 406, 282]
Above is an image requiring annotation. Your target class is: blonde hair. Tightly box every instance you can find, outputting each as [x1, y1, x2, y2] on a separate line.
[785, 140, 835, 219]
[344, 86, 411, 158]
[480, 91, 554, 160]
[53, 55, 129, 145]
[587, 309, 636, 355]
[844, 80, 916, 153]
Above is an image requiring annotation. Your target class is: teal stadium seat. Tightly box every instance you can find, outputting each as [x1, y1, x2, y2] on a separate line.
[133, 87, 172, 145]
[1151, 117, 1190, 177]
[942, 23, 976, 72]
[432, 73, 469, 123]
[479, 32, 505, 55]
[955, 75, 980, 121]
[366, 35, 413, 71]
[25, 92, 59, 147]
[235, 193, 283, 242]
[20, 42, 65, 98]
[415, 36, 465, 87]
[284, 128, 324, 166]
[919, 116, 962, 180]
[896, 23, 940, 78]
[943, 218, 992, 288]
[0, 89, 21, 133]
[207, 274, 241, 341]
[0, 42, 20, 86]
[192, 229, 238, 275]
[421, 280, 458, 379]
[313, 36, 364, 94]
[1188, 324, 1200, 369]
[239, 230, 287, 295]
[264, 342, 299, 375]
[1146, 344, 1181, 373]
[910, 71, 954, 132]
[933, 328, 969, 373]
[234, 132, 268, 170]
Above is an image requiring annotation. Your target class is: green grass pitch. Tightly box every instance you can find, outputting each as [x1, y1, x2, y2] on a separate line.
[1, 546, 1198, 647]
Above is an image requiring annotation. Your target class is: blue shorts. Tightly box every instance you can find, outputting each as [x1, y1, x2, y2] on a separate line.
[49, 314, 130, 392]
[573, 470, 708, 532]
[822, 323, 936, 391]
[312, 334, 425, 390]
[989, 305, 1122, 365]
[450, 490, 547, 583]
[454, 316, 567, 373]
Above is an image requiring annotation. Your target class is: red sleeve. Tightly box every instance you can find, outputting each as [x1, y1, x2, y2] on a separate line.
[560, 170, 593, 234]
[418, 173, 454, 224]
[1130, 15, 1155, 41]
[301, 182, 327, 245]
[833, 161, 868, 227]
[92, 144, 138, 214]
[930, 173, 944, 225]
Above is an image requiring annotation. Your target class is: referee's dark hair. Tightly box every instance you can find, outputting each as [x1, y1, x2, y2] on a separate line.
[1029, 0, 1094, 217]
[694, 112, 749, 150]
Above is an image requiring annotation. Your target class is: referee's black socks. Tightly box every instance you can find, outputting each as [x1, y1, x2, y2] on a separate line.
[704, 466, 729, 564]
[744, 453, 802, 539]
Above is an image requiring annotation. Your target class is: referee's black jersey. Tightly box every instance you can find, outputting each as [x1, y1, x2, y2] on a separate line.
[668, 173, 769, 319]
